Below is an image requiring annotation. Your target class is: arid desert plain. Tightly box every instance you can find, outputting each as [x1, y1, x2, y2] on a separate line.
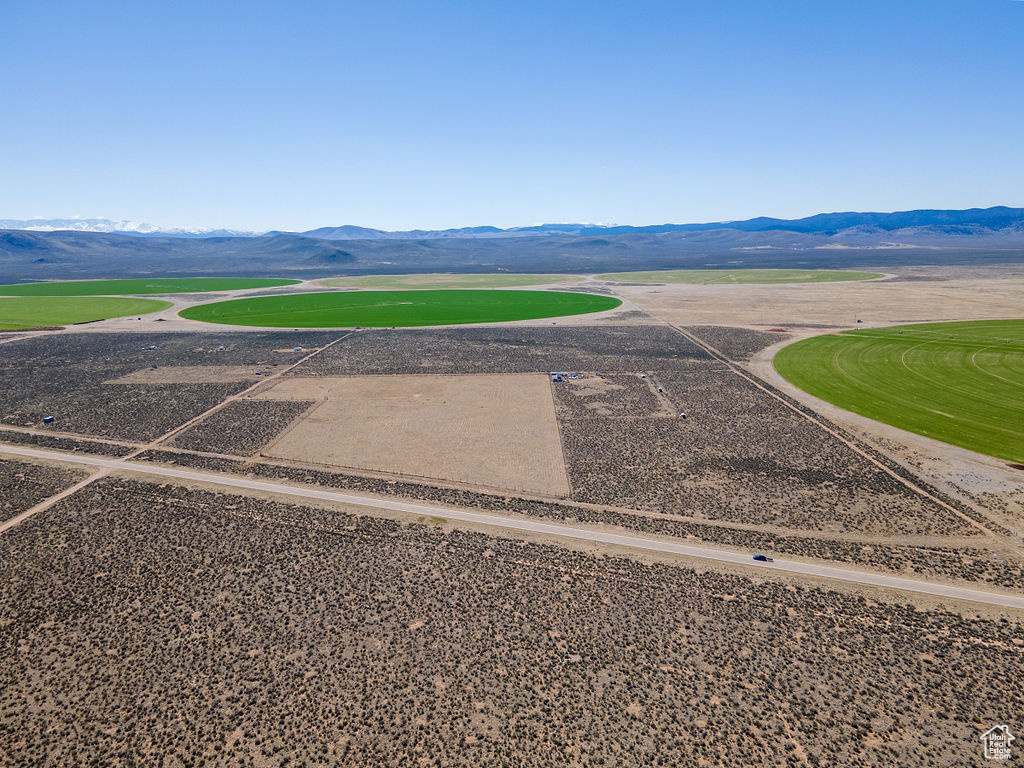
[1, 264, 1022, 767]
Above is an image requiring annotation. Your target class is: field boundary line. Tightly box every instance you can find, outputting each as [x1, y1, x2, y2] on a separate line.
[548, 378, 575, 497]
[670, 325, 1018, 548]
[0, 334, 34, 346]
[256, 397, 327, 458]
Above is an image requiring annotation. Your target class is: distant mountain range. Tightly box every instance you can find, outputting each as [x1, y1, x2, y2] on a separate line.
[293, 206, 1024, 240]
[2, 207, 1023, 281]
[0, 218, 252, 238]
[5, 206, 1024, 240]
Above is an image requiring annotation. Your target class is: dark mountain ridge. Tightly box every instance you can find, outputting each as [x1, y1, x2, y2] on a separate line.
[294, 206, 1024, 240]
[2, 207, 1023, 282]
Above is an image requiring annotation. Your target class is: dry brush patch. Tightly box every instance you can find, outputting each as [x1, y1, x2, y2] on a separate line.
[749, 376, 1016, 538]
[294, 325, 712, 376]
[553, 365, 975, 537]
[0, 332, 337, 441]
[0, 479, 1021, 767]
[132, 449, 1024, 588]
[0, 427, 135, 457]
[684, 325, 791, 361]
[171, 399, 316, 456]
[0, 457, 88, 523]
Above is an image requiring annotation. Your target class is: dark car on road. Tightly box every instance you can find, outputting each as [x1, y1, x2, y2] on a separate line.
[752, 555, 774, 562]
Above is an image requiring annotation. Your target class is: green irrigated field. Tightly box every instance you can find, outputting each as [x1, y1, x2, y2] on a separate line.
[775, 319, 1024, 463]
[595, 268, 883, 284]
[0, 296, 172, 330]
[318, 273, 583, 290]
[179, 289, 621, 328]
[0, 278, 301, 296]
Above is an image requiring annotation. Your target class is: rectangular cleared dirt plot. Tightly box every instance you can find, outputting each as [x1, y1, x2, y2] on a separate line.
[255, 374, 570, 496]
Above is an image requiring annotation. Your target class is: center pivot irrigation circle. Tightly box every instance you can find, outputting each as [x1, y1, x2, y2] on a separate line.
[178, 289, 623, 328]
[773, 319, 1024, 464]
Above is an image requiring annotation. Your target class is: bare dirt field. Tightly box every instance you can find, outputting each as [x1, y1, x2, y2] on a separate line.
[617, 265, 1024, 330]
[254, 374, 571, 496]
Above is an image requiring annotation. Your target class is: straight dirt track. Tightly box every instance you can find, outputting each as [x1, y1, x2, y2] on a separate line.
[2, 443, 1023, 611]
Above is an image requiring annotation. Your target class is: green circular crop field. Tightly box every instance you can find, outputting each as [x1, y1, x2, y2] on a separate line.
[179, 289, 622, 328]
[0, 278, 301, 296]
[774, 319, 1024, 464]
[595, 268, 883, 284]
[0, 296, 172, 330]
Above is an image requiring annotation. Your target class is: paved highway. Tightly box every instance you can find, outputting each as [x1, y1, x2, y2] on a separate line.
[3, 442, 1023, 611]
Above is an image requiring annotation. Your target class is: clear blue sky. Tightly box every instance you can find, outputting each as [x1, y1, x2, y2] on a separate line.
[2, 0, 1022, 231]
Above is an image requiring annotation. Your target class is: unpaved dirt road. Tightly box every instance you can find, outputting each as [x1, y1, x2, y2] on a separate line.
[2, 443, 1022, 611]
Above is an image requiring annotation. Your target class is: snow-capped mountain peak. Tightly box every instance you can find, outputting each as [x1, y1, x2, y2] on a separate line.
[0, 218, 257, 237]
